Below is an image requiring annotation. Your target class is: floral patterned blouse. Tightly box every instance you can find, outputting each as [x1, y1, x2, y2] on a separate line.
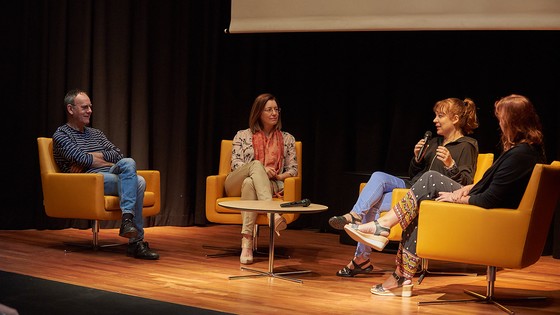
[231, 128, 298, 178]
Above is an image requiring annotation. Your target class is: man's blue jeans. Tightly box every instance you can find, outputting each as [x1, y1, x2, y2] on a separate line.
[102, 158, 146, 243]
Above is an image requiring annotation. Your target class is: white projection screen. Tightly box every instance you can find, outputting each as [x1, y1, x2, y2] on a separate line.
[228, 0, 560, 33]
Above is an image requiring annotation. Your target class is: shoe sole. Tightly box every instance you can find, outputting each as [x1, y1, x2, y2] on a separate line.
[371, 284, 413, 297]
[344, 224, 389, 251]
[119, 229, 139, 238]
[129, 254, 160, 260]
[328, 217, 348, 230]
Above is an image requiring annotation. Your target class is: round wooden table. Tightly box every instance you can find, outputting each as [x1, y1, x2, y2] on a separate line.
[218, 200, 328, 283]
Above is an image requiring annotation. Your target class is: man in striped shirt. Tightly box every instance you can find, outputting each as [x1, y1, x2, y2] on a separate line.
[53, 89, 159, 260]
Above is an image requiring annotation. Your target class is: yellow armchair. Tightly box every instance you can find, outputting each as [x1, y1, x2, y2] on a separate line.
[416, 162, 560, 314]
[37, 137, 160, 249]
[205, 140, 302, 255]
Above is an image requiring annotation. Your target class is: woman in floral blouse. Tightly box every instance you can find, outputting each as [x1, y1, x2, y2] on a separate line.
[224, 93, 298, 265]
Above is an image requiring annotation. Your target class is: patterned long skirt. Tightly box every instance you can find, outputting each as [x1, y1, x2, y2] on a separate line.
[391, 170, 462, 278]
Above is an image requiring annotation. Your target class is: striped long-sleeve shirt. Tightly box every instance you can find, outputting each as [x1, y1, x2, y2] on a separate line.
[53, 124, 124, 173]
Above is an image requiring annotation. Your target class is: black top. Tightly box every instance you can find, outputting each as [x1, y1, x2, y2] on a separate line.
[469, 143, 546, 209]
[407, 136, 479, 187]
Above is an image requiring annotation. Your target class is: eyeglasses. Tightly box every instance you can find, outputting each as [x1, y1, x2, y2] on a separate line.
[72, 104, 93, 110]
[263, 107, 281, 114]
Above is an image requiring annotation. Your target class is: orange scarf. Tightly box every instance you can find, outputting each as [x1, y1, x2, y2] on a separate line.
[253, 130, 284, 176]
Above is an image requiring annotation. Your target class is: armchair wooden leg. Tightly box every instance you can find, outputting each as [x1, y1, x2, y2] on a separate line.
[418, 266, 547, 315]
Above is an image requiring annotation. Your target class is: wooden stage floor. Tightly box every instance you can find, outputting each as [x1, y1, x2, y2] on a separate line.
[1, 225, 559, 314]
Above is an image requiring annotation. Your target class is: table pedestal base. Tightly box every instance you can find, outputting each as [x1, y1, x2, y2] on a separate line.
[229, 267, 311, 283]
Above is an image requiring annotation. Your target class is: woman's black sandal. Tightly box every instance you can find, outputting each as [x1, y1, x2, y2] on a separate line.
[336, 259, 373, 277]
[328, 213, 361, 230]
[370, 272, 413, 297]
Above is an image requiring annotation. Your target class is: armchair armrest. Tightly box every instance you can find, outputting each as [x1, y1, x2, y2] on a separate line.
[206, 174, 227, 211]
[42, 173, 106, 219]
[137, 170, 161, 216]
[283, 176, 302, 202]
[137, 170, 160, 193]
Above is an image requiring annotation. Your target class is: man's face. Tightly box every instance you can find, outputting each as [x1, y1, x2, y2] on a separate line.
[68, 93, 93, 127]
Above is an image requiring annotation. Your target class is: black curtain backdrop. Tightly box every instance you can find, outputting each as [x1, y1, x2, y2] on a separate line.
[2, 1, 559, 243]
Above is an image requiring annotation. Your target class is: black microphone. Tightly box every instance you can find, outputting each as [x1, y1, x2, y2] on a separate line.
[280, 199, 311, 207]
[415, 131, 432, 163]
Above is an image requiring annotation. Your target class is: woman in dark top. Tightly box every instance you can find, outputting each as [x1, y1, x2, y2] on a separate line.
[329, 97, 479, 278]
[344, 94, 546, 296]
